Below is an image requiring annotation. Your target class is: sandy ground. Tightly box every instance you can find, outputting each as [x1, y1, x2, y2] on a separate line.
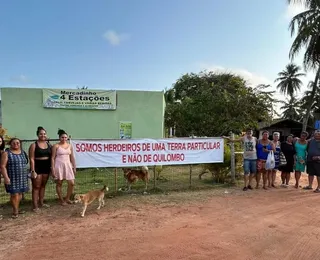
[0, 174, 320, 260]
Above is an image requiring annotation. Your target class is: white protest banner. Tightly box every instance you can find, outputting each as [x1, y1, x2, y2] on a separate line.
[70, 138, 224, 168]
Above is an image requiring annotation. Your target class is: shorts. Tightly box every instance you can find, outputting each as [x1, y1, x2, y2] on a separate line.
[34, 159, 51, 174]
[307, 161, 320, 177]
[257, 160, 266, 172]
[243, 159, 256, 175]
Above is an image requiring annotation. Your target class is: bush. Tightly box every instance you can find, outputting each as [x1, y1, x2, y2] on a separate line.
[198, 136, 243, 183]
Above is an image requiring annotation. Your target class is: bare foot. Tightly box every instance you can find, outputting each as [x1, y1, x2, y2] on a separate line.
[263, 186, 268, 190]
[60, 201, 67, 206]
[294, 184, 299, 189]
[40, 203, 50, 208]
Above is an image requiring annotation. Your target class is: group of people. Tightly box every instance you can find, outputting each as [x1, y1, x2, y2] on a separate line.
[225, 129, 320, 191]
[0, 127, 76, 219]
[2, 126, 320, 218]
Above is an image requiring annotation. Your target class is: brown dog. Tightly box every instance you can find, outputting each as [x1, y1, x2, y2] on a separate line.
[122, 166, 149, 191]
[74, 185, 109, 217]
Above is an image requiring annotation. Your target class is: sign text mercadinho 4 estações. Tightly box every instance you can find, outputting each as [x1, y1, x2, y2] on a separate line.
[42, 89, 117, 110]
[59, 91, 111, 102]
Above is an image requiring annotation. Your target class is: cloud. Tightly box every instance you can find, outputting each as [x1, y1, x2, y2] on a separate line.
[197, 63, 272, 86]
[102, 30, 130, 46]
[285, 2, 306, 20]
[9, 74, 30, 83]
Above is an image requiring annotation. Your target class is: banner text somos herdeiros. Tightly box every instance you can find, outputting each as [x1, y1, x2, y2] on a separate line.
[71, 138, 224, 167]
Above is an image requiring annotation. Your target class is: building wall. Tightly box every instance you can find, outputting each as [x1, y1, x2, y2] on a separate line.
[1, 88, 165, 140]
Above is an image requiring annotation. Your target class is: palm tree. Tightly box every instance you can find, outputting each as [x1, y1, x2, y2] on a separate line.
[274, 63, 305, 96]
[255, 84, 282, 119]
[288, 0, 320, 69]
[280, 95, 303, 121]
[287, 0, 320, 130]
[300, 81, 320, 124]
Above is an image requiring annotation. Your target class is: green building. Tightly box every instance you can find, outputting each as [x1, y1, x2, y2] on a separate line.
[1, 88, 165, 140]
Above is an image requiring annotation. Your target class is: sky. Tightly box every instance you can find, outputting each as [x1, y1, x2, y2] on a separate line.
[0, 0, 313, 112]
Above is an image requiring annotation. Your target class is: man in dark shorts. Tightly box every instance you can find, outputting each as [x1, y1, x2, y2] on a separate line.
[306, 130, 320, 192]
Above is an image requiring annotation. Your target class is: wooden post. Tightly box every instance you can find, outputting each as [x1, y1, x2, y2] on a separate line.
[114, 168, 118, 193]
[230, 131, 236, 184]
[153, 166, 156, 189]
[189, 165, 192, 188]
[189, 134, 194, 188]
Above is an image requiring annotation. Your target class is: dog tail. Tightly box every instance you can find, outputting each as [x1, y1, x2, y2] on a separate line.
[101, 185, 109, 192]
[141, 166, 149, 173]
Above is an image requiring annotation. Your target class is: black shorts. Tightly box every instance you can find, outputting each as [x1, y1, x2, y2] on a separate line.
[307, 161, 320, 177]
[34, 159, 51, 174]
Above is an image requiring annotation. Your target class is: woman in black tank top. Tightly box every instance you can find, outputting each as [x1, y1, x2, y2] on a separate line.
[28, 126, 52, 212]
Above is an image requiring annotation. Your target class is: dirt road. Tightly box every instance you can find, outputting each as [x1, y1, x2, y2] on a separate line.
[0, 175, 320, 260]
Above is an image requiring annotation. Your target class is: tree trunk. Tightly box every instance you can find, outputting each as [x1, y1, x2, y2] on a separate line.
[302, 67, 320, 132]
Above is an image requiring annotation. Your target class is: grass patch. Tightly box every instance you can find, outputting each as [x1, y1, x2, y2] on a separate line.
[0, 165, 242, 205]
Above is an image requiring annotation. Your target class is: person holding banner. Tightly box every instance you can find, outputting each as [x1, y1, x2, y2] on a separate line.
[29, 126, 52, 212]
[51, 129, 76, 205]
[223, 129, 257, 191]
[1, 138, 29, 218]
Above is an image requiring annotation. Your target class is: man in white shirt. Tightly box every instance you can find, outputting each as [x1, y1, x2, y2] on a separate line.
[224, 129, 257, 191]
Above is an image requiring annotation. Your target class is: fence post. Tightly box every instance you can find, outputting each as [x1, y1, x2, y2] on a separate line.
[229, 131, 236, 184]
[189, 134, 194, 188]
[114, 168, 118, 192]
[189, 165, 192, 188]
[153, 166, 156, 189]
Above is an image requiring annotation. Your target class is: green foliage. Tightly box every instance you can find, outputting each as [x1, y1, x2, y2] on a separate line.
[199, 138, 243, 183]
[280, 95, 303, 121]
[288, 0, 320, 70]
[165, 71, 274, 137]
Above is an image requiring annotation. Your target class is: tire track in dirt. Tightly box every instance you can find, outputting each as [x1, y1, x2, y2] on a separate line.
[2, 177, 320, 260]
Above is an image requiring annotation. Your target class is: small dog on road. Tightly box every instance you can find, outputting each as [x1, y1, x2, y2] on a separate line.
[74, 185, 109, 217]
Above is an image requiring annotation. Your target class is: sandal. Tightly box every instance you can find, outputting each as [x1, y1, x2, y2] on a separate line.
[314, 189, 320, 193]
[40, 204, 50, 208]
[18, 210, 26, 215]
[303, 186, 313, 190]
[11, 214, 18, 219]
[33, 208, 40, 213]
